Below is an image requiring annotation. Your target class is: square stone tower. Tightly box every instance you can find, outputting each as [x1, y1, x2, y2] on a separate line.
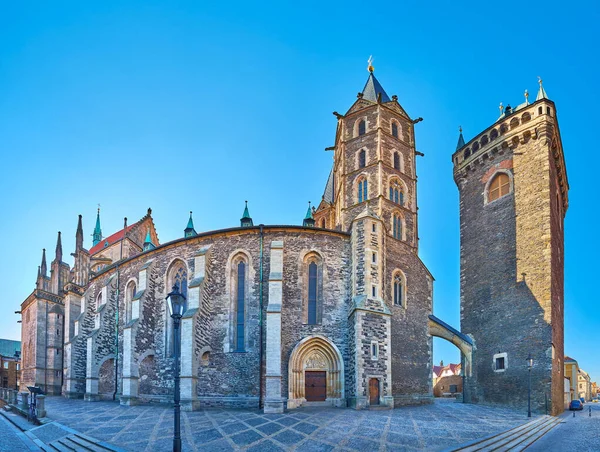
[453, 81, 568, 415]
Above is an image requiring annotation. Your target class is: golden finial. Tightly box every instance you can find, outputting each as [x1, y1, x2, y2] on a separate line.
[499, 102, 504, 114]
[459, 126, 463, 134]
[367, 55, 374, 73]
[524, 89, 529, 105]
[538, 76, 543, 86]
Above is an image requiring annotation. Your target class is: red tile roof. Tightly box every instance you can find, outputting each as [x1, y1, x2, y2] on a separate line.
[89, 224, 137, 255]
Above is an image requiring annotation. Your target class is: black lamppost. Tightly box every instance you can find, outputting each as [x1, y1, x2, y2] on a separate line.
[166, 285, 186, 452]
[527, 353, 534, 418]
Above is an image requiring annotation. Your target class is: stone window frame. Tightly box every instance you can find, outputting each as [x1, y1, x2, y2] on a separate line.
[391, 269, 407, 308]
[164, 258, 189, 358]
[356, 174, 369, 204]
[390, 118, 402, 140]
[230, 252, 250, 352]
[392, 150, 404, 173]
[484, 169, 514, 206]
[357, 148, 367, 169]
[371, 341, 379, 360]
[124, 278, 137, 325]
[493, 352, 508, 373]
[388, 176, 407, 207]
[390, 210, 406, 241]
[354, 117, 368, 137]
[300, 251, 324, 325]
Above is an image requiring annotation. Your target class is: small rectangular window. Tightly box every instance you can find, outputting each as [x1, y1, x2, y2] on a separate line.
[372, 252, 376, 264]
[496, 357, 505, 370]
[371, 341, 379, 359]
[372, 223, 376, 232]
[449, 384, 458, 393]
[372, 286, 377, 297]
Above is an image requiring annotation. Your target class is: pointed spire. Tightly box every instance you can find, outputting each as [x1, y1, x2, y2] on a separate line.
[184, 211, 197, 238]
[361, 58, 391, 103]
[240, 201, 254, 227]
[143, 227, 156, 251]
[37, 266, 41, 279]
[75, 214, 84, 250]
[303, 202, 315, 228]
[40, 249, 47, 277]
[92, 207, 102, 246]
[456, 126, 465, 150]
[536, 76, 548, 101]
[55, 231, 63, 262]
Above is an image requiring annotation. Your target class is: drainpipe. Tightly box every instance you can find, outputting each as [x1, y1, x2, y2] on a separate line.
[258, 225, 264, 408]
[113, 217, 126, 401]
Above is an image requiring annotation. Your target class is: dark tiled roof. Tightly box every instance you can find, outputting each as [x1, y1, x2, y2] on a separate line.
[362, 72, 391, 103]
[323, 168, 334, 203]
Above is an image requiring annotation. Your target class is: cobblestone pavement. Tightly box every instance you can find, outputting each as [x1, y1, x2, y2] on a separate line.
[44, 397, 535, 451]
[528, 402, 600, 452]
[0, 413, 41, 451]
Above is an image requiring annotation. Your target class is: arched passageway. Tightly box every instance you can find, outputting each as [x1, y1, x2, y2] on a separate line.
[287, 335, 344, 409]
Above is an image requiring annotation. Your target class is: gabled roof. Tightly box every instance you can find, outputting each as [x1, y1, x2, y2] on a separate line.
[362, 72, 391, 103]
[433, 365, 444, 376]
[89, 224, 136, 255]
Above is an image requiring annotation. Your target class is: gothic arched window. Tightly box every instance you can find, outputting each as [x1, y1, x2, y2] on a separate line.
[358, 120, 366, 136]
[389, 180, 405, 206]
[488, 173, 510, 202]
[359, 149, 366, 168]
[303, 253, 323, 324]
[235, 260, 246, 351]
[125, 281, 136, 324]
[392, 214, 403, 240]
[358, 177, 368, 203]
[393, 272, 406, 307]
[393, 152, 400, 170]
[166, 260, 187, 357]
[391, 122, 398, 138]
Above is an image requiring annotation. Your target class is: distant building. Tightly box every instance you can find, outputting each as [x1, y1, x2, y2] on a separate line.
[578, 369, 592, 401]
[564, 356, 579, 402]
[433, 362, 462, 397]
[0, 339, 21, 389]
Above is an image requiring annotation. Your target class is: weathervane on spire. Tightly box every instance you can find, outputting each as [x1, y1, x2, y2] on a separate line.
[538, 76, 543, 86]
[367, 55, 374, 73]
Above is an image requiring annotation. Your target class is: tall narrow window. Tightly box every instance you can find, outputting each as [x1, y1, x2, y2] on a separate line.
[308, 262, 317, 324]
[359, 149, 366, 168]
[358, 120, 366, 136]
[358, 178, 368, 203]
[389, 180, 404, 206]
[488, 173, 510, 202]
[393, 273, 404, 306]
[235, 261, 245, 351]
[391, 122, 398, 138]
[125, 281, 136, 323]
[392, 214, 403, 240]
[166, 261, 187, 357]
[393, 152, 400, 170]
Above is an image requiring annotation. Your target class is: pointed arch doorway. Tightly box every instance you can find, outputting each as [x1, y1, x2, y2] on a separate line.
[287, 335, 345, 409]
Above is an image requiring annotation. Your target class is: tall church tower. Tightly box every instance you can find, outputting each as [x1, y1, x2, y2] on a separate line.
[314, 62, 420, 249]
[453, 80, 568, 415]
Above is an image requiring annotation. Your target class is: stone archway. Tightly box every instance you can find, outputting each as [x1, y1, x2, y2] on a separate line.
[287, 335, 344, 409]
[428, 315, 474, 377]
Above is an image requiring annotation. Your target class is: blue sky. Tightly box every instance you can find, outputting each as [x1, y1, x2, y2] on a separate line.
[1, 1, 598, 380]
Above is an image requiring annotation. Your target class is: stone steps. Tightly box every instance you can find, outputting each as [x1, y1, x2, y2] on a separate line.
[448, 415, 562, 451]
[41, 433, 122, 452]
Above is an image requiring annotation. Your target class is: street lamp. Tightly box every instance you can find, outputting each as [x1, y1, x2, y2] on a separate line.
[166, 284, 186, 452]
[527, 353, 533, 418]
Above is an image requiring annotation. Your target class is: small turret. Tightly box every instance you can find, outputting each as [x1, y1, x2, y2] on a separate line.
[55, 231, 63, 263]
[303, 202, 315, 228]
[40, 248, 47, 277]
[240, 201, 253, 227]
[456, 126, 465, 150]
[92, 208, 102, 246]
[184, 211, 197, 238]
[143, 228, 156, 251]
[536, 76, 548, 101]
[75, 214, 84, 251]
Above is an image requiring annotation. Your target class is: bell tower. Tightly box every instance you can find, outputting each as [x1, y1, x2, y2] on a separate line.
[314, 62, 421, 251]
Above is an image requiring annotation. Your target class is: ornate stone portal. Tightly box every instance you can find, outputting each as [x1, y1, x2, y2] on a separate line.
[287, 335, 345, 409]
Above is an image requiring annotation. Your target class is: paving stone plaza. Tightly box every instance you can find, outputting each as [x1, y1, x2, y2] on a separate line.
[40, 398, 535, 451]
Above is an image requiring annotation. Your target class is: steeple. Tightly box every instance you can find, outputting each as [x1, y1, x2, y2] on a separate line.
[40, 248, 47, 277]
[303, 202, 315, 228]
[55, 231, 63, 262]
[75, 214, 84, 251]
[456, 126, 465, 150]
[184, 211, 197, 238]
[536, 76, 548, 101]
[143, 228, 156, 251]
[240, 201, 253, 227]
[361, 58, 391, 103]
[92, 208, 102, 246]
